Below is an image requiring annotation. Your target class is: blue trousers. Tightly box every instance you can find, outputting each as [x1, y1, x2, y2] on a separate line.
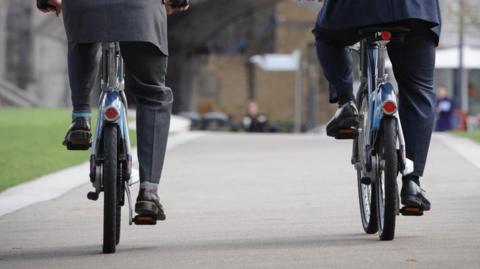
[314, 25, 437, 177]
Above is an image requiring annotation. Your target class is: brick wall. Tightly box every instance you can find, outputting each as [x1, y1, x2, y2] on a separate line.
[194, 0, 335, 127]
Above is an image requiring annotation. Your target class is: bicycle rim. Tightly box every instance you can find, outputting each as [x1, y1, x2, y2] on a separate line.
[376, 118, 399, 241]
[103, 124, 118, 253]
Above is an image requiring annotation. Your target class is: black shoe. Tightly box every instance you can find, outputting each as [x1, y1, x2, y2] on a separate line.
[401, 179, 431, 213]
[62, 117, 92, 150]
[326, 101, 359, 139]
[135, 185, 166, 221]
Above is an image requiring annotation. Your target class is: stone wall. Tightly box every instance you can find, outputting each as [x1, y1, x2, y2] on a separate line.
[0, 0, 68, 107]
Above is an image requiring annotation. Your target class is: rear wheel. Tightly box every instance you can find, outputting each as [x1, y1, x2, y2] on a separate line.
[356, 94, 378, 234]
[376, 118, 399, 241]
[103, 125, 118, 253]
[116, 185, 121, 245]
[357, 171, 378, 234]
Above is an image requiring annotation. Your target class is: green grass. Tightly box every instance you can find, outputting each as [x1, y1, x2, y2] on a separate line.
[0, 108, 136, 192]
[454, 130, 480, 144]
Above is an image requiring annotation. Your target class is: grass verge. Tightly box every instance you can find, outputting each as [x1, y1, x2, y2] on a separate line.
[0, 108, 136, 192]
[454, 130, 480, 144]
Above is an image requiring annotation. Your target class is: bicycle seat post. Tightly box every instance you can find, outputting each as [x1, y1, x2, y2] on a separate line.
[377, 40, 388, 84]
[103, 42, 120, 91]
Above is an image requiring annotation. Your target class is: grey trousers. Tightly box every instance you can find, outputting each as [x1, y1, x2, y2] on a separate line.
[68, 42, 172, 184]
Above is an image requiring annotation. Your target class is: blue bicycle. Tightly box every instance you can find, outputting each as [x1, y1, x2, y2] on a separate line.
[351, 27, 415, 241]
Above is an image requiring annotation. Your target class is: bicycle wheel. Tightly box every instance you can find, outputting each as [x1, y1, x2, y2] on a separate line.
[116, 180, 121, 245]
[355, 94, 378, 234]
[103, 124, 118, 253]
[375, 118, 399, 241]
[116, 164, 125, 245]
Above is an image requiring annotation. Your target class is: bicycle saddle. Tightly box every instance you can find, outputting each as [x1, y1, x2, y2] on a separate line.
[358, 26, 411, 42]
[358, 26, 410, 36]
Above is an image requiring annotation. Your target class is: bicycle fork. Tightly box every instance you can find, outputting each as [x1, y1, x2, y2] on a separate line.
[87, 90, 139, 224]
[371, 83, 414, 176]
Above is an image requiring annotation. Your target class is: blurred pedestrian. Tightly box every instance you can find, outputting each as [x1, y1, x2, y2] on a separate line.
[242, 101, 270, 133]
[435, 85, 454, 132]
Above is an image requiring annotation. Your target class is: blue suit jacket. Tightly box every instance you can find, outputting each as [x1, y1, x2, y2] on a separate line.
[315, 0, 441, 41]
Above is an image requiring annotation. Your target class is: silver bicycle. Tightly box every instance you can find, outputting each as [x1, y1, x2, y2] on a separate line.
[86, 42, 144, 254]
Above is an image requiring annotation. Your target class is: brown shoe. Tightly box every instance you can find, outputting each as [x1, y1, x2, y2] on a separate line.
[135, 183, 166, 221]
[63, 117, 91, 150]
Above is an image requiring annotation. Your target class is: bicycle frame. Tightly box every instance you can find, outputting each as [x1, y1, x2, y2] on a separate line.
[354, 37, 414, 178]
[88, 42, 137, 224]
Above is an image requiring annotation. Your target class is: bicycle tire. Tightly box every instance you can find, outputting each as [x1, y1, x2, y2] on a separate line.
[103, 124, 118, 253]
[355, 93, 378, 234]
[116, 187, 121, 245]
[376, 118, 399, 241]
[115, 164, 125, 245]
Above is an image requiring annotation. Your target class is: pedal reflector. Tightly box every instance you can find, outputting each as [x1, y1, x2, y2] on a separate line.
[133, 215, 157, 225]
[400, 207, 424, 216]
[335, 128, 358, 140]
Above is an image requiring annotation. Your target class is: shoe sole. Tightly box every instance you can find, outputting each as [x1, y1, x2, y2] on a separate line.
[327, 116, 359, 140]
[135, 201, 166, 221]
[65, 131, 91, 151]
[401, 195, 431, 211]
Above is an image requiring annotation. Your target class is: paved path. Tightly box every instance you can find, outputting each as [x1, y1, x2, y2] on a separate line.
[1, 133, 479, 268]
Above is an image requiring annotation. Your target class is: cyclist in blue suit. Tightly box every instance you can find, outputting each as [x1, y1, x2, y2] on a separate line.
[313, 0, 442, 212]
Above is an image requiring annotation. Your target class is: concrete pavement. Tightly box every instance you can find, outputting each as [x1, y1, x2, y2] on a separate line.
[1, 133, 479, 268]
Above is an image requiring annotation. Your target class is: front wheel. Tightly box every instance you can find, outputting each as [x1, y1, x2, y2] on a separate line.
[103, 124, 118, 253]
[375, 118, 399, 241]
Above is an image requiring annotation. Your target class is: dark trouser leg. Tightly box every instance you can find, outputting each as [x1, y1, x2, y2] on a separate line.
[67, 42, 100, 106]
[388, 32, 437, 177]
[314, 33, 354, 104]
[120, 42, 172, 185]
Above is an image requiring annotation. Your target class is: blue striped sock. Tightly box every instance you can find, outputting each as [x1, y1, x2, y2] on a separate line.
[72, 110, 92, 120]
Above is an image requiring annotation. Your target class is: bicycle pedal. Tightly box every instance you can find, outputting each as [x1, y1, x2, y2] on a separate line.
[133, 215, 157, 225]
[335, 128, 358, 140]
[65, 132, 92, 150]
[400, 207, 424, 216]
[66, 142, 91, 151]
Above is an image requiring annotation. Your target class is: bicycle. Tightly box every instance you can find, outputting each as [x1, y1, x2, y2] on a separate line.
[84, 42, 158, 254]
[351, 26, 417, 241]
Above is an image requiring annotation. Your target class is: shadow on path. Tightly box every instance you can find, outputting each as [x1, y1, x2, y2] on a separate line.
[1, 233, 423, 262]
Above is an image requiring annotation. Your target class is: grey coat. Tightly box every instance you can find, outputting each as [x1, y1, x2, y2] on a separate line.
[62, 0, 168, 55]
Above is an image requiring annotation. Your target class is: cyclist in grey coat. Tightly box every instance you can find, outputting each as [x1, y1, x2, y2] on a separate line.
[313, 0, 441, 212]
[38, 0, 189, 221]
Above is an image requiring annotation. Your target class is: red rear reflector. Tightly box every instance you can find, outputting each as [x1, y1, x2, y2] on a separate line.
[380, 31, 392, 40]
[383, 101, 397, 114]
[104, 107, 119, 121]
